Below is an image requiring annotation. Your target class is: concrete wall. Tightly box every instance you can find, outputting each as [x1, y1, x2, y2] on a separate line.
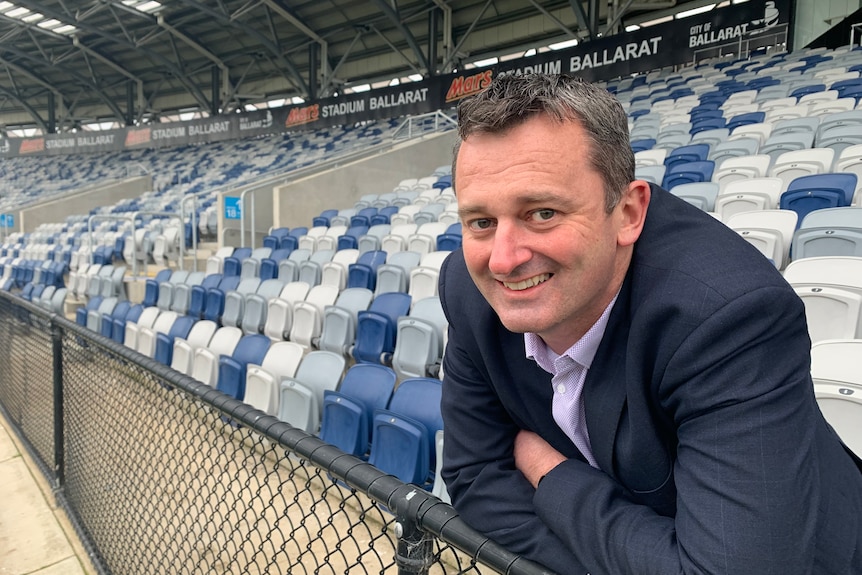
[18, 176, 152, 233]
[794, 0, 861, 48]
[272, 131, 458, 230]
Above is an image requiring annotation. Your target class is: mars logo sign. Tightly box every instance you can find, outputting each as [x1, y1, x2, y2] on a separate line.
[445, 70, 493, 103]
[286, 104, 320, 127]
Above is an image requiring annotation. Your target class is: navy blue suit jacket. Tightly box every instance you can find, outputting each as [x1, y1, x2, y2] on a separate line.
[439, 185, 862, 574]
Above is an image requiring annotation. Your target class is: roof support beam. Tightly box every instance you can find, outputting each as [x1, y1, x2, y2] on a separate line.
[568, 0, 595, 40]
[262, 0, 329, 93]
[156, 13, 230, 112]
[0, 84, 47, 132]
[71, 35, 145, 122]
[528, 0, 579, 39]
[370, 0, 430, 74]
[440, 0, 493, 72]
[176, 0, 308, 96]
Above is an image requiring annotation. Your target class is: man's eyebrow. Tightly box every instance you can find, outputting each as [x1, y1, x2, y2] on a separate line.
[458, 193, 576, 218]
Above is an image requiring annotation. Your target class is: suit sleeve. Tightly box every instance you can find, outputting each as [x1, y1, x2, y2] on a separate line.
[439, 255, 589, 575]
[532, 285, 822, 574]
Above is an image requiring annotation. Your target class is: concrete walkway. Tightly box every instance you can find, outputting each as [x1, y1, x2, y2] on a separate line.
[0, 416, 96, 575]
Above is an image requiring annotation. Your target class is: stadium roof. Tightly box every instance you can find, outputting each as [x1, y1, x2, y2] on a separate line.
[0, 0, 717, 134]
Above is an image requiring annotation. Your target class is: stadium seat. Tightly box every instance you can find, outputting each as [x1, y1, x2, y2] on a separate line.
[392, 296, 448, 380]
[171, 319, 218, 376]
[669, 182, 720, 212]
[662, 160, 715, 190]
[191, 326, 244, 387]
[726, 209, 798, 269]
[791, 207, 862, 259]
[289, 283, 339, 350]
[712, 154, 772, 190]
[244, 341, 305, 415]
[277, 350, 347, 434]
[783, 256, 862, 342]
[318, 287, 374, 357]
[779, 173, 857, 226]
[353, 291, 412, 365]
[714, 177, 784, 220]
[367, 377, 443, 488]
[347, 250, 387, 291]
[263, 281, 311, 342]
[319, 363, 397, 457]
[154, 315, 195, 365]
[217, 333, 271, 400]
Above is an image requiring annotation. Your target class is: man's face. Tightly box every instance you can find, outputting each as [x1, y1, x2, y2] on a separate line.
[455, 114, 642, 353]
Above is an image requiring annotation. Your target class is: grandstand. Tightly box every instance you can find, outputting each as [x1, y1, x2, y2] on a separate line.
[1, 0, 862, 574]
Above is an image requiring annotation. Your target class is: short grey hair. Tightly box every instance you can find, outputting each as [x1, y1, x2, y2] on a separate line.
[453, 73, 634, 212]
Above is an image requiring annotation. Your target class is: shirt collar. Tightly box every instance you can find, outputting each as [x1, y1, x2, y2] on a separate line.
[525, 292, 619, 375]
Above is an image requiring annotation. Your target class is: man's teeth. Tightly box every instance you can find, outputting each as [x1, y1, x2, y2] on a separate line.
[503, 274, 550, 291]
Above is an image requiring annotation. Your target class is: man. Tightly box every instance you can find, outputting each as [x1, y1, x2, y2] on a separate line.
[438, 73, 862, 574]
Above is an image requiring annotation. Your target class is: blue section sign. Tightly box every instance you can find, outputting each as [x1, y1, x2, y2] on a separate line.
[0, 214, 13, 228]
[224, 197, 241, 220]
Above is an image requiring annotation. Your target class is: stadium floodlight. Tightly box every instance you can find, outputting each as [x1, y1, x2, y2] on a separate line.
[122, 0, 162, 14]
[0, 2, 77, 35]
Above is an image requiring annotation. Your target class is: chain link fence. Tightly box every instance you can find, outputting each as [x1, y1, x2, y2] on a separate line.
[0, 291, 553, 575]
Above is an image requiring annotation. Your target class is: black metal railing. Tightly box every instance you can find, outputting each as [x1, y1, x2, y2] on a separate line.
[0, 291, 554, 575]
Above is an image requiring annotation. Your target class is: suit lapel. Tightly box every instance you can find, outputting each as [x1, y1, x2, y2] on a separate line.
[583, 274, 633, 476]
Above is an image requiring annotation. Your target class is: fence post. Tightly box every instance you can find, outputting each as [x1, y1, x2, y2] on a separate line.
[51, 321, 64, 487]
[394, 488, 434, 575]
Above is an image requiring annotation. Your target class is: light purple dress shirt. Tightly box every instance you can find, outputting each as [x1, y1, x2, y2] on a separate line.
[524, 294, 618, 469]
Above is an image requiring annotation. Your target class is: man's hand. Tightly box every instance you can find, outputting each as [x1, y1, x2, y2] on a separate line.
[514, 430, 567, 488]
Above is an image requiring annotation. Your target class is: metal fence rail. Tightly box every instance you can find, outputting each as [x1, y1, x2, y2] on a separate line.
[0, 291, 553, 575]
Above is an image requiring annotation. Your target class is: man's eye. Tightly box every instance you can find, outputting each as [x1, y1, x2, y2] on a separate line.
[531, 209, 556, 222]
[468, 218, 494, 231]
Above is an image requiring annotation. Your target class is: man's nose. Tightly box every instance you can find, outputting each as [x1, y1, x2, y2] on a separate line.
[487, 221, 531, 276]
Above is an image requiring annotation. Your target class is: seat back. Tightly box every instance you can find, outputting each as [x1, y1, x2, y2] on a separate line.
[244, 341, 305, 415]
[368, 377, 443, 486]
[318, 287, 374, 356]
[319, 364, 397, 457]
[278, 351, 346, 433]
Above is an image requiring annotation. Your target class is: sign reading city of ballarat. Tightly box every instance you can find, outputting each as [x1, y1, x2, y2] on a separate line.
[224, 197, 242, 220]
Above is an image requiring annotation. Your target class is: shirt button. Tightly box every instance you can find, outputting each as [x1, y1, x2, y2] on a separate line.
[556, 384, 566, 394]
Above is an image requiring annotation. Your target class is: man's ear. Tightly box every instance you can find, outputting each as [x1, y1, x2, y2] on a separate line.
[616, 180, 651, 247]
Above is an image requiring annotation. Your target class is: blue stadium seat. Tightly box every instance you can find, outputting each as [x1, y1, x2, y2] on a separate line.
[217, 333, 271, 400]
[630, 138, 656, 153]
[143, 268, 172, 308]
[370, 205, 399, 226]
[779, 173, 858, 227]
[353, 291, 412, 365]
[335, 226, 367, 251]
[368, 377, 443, 488]
[101, 300, 131, 339]
[726, 111, 766, 133]
[112, 304, 143, 344]
[436, 223, 462, 252]
[790, 83, 826, 101]
[320, 364, 397, 458]
[155, 315, 196, 365]
[662, 160, 715, 190]
[258, 248, 291, 280]
[350, 207, 378, 228]
[347, 250, 387, 291]
[203, 275, 241, 323]
[188, 273, 223, 319]
[690, 117, 726, 135]
[312, 210, 338, 227]
[76, 295, 103, 327]
[664, 143, 710, 170]
[222, 247, 252, 277]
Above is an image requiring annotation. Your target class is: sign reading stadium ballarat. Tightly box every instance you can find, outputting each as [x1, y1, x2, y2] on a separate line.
[0, 0, 789, 158]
